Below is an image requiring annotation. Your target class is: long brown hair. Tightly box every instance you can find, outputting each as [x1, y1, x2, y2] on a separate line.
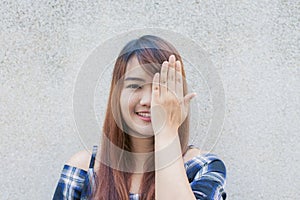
[93, 35, 190, 200]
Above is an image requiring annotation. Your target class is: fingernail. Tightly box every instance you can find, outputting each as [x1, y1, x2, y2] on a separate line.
[170, 55, 175, 62]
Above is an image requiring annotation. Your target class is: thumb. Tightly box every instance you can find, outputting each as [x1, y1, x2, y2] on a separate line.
[183, 93, 197, 107]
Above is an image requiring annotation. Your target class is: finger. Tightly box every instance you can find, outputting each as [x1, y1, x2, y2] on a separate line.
[175, 60, 183, 99]
[152, 73, 160, 100]
[160, 61, 168, 98]
[183, 93, 197, 107]
[168, 60, 176, 95]
[169, 55, 176, 67]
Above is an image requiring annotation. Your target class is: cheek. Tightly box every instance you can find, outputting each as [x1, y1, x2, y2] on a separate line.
[120, 91, 140, 112]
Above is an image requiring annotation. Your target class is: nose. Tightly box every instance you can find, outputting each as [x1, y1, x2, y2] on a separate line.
[139, 86, 152, 107]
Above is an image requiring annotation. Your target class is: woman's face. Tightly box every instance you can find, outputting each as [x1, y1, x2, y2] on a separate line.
[120, 56, 155, 137]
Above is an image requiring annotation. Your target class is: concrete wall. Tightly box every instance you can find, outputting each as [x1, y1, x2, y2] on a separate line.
[0, 0, 299, 199]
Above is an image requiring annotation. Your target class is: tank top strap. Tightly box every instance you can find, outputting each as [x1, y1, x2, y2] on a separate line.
[89, 145, 98, 169]
[183, 144, 198, 157]
[188, 144, 197, 149]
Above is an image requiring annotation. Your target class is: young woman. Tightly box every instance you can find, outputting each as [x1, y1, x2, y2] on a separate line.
[53, 35, 226, 200]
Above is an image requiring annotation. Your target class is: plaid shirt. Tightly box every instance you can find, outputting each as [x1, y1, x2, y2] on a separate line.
[53, 145, 226, 200]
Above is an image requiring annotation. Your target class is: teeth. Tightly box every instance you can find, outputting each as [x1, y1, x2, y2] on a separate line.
[137, 112, 151, 118]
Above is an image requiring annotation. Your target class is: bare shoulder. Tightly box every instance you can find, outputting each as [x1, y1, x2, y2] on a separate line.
[183, 147, 204, 163]
[65, 150, 92, 171]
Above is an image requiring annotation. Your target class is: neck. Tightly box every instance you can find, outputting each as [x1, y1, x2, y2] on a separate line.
[129, 135, 154, 173]
[129, 135, 154, 153]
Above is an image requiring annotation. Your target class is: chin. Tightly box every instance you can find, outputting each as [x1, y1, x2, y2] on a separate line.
[127, 126, 154, 138]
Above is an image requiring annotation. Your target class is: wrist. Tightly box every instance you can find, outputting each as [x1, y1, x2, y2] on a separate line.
[155, 127, 179, 149]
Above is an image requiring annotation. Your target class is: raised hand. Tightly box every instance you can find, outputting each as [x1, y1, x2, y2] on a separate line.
[151, 55, 196, 135]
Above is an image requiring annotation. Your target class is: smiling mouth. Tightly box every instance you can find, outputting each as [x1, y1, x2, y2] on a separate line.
[135, 112, 151, 122]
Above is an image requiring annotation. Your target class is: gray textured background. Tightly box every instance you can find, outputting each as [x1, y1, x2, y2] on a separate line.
[0, 0, 299, 199]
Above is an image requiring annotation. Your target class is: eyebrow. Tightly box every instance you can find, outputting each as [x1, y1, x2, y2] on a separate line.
[124, 77, 145, 82]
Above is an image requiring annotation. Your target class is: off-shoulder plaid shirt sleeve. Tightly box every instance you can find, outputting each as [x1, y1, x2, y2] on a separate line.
[52, 165, 88, 200]
[184, 153, 227, 200]
[52, 146, 98, 200]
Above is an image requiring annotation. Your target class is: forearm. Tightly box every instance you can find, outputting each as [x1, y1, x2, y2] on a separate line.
[155, 129, 196, 200]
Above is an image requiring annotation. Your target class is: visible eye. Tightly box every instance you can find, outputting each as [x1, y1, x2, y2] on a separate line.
[126, 84, 142, 89]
